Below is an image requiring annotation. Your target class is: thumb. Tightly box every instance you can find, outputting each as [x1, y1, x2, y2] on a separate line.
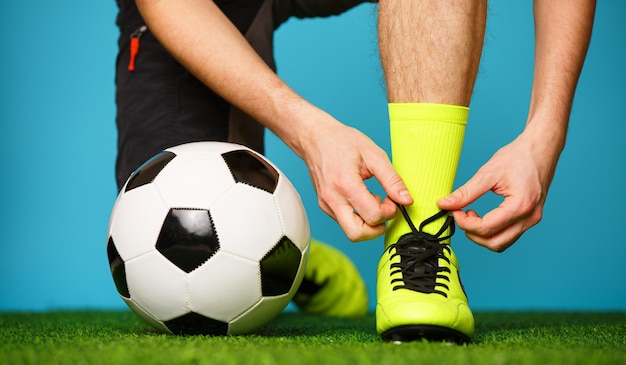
[374, 164, 413, 206]
[437, 175, 488, 210]
[388, 175, 413, 206]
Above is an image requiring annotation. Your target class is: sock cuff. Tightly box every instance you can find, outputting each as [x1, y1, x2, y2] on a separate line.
[389, 103, 469, 125]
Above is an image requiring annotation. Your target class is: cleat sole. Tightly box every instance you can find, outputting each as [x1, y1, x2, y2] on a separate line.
[380, 325, 471, 344]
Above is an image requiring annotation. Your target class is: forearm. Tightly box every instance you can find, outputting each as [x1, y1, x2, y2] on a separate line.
[525, 0, 595, 154]
[438, 1, 595, 250]
[136, 0, 410, 242]
[135, 0, 320, 158]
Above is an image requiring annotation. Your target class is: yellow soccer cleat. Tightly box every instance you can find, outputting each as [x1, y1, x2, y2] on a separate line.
[293, 239, 368, 318]
[376, 207, 474, 343]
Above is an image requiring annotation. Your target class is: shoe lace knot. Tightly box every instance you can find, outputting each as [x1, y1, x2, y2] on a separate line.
[387, 205, 455, 297]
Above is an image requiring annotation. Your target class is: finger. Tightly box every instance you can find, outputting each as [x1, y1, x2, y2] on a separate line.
[449, 209, 478, 222]
[317, 183, 391, 241]
[464, 222, 524, 252]
[333, 203, 387, 242]
[348, 183, 397, 227]
[452, 210, 515, 251]
[460, 207, 511, 235]
[454, 204, 536, 252]
[437, 172, 492, 211]
[376, 195, 400, 221]
[366, 152, 413, 206]
[459, 190, 542, 236]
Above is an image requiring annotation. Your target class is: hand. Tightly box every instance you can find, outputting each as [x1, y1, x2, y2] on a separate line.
[437, 132, 559, 252]
[301, 120, 412, 242]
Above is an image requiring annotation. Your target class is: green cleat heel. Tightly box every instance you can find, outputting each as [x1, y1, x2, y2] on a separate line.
[293, 240, 368, 318]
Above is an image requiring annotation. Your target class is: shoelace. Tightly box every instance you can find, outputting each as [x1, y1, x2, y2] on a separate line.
[387, 204, 455, 297]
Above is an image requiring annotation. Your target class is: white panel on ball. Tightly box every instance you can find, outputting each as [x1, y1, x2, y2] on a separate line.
[167, 141, 238, 155]
[210, 184, 284, 261]
[187, 251, 262, 322]
[228, 294, 291, 335]
[154, 153, 235, 210]
[125, 251, 190, 321]
[123, 297, 171, 333]
[109, 184, 169, 261]
[273, 176, 310, 252]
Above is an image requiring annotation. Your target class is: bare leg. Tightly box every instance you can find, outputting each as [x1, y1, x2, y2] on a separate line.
[380, 0, 488, 243]
[378, 0, 486, 105]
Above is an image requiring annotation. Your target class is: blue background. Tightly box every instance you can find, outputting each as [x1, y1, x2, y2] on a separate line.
[0, 1, 624, 312]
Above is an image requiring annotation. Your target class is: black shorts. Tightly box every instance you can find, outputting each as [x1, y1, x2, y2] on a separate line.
[114, 0, 371, 190]
[114, 0, 266, 190]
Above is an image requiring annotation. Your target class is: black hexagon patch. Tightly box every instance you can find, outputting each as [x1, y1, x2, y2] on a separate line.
[221, 150, 279, 193]
[164, 312, 229, 335]
[260, 237, 302, 296]
[107, 237, 130, 298]
[125, 151, 176, 192]
[156, 208, 220, 273]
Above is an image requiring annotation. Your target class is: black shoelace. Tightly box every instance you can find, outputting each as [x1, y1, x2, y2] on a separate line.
[387, 204, 455, 297]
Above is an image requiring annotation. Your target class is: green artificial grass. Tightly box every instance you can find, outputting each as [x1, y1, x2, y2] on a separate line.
[1, 311, 624, 365]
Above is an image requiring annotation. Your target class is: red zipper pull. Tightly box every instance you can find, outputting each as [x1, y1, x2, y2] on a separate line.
[128, 25, 147, 72]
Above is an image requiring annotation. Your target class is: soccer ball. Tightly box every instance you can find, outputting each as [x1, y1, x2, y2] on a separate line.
[106, 142, 310, 335]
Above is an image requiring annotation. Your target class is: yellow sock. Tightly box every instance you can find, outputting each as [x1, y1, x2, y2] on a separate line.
[385, 103, 467, 248]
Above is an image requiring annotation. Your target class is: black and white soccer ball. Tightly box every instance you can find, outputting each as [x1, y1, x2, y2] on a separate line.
[106, 142, 310, 335]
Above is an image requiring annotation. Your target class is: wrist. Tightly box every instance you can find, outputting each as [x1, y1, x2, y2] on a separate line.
[264, 94, 331, 160]
[523, 107, 568, 156]
[516, 113, 567, 188]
